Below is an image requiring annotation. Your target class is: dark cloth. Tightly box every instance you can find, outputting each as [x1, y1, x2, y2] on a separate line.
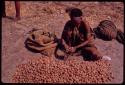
[61, 20, 92, 47]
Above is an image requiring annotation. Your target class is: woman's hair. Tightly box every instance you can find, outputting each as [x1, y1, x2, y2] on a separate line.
[69, 8, 83, 17]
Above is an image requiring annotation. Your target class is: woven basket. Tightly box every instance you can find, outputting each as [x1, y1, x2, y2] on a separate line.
[94, 20, 118, 41]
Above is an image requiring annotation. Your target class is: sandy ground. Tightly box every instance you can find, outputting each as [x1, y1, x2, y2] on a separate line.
[1, 1, 124, 83]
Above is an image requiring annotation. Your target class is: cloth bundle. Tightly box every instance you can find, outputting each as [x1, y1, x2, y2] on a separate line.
[25, 29, 57, 54]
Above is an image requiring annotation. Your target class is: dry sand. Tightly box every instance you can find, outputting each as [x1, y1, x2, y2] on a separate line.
[1, 1, 124, 83]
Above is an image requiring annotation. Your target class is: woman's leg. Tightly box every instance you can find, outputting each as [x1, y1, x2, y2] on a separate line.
[15, 1, 20, 20]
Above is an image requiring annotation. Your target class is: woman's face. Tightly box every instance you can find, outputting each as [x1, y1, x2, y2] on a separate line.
[71, 16, 82, 25]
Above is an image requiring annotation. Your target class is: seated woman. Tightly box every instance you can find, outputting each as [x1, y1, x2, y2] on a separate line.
[55, 8, 111, 61]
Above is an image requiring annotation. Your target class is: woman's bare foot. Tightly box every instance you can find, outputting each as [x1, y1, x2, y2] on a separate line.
[14, 16, 21, 21]
[102, 55, 111, 61]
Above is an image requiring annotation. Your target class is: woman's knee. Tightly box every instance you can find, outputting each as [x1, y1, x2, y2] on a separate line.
[83, 47, 102, 60]
[91, 50, 102, 60]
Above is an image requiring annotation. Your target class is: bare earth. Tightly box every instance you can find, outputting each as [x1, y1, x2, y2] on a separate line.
[1, 1, 124, 83]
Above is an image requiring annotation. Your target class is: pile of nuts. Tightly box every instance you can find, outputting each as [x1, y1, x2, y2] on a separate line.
[12, 56, 114, 83]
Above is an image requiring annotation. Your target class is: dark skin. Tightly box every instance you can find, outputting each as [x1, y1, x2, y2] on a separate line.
[15, 1, 20, 20]
[62, 16, 94, 53]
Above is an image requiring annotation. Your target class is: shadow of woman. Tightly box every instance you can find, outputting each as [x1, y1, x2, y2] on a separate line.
[54, 39, 67, 60]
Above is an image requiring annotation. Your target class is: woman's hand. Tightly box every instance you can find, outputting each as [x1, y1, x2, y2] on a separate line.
[65, 45, 71, 53]
[62, 39, 76, 53]
[65, 46, 76, 53]
[70, 47, 76, 53]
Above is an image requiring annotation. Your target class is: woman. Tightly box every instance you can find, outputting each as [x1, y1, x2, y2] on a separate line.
[55, 8, 111, 61]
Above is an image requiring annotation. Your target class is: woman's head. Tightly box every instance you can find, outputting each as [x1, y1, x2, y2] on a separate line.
[70, 8, 83, 17]
[69, 8, 83, 25]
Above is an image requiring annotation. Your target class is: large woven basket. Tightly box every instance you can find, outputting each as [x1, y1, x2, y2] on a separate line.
[93, 20, 124, 44]
[94, 20, 118, 41]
